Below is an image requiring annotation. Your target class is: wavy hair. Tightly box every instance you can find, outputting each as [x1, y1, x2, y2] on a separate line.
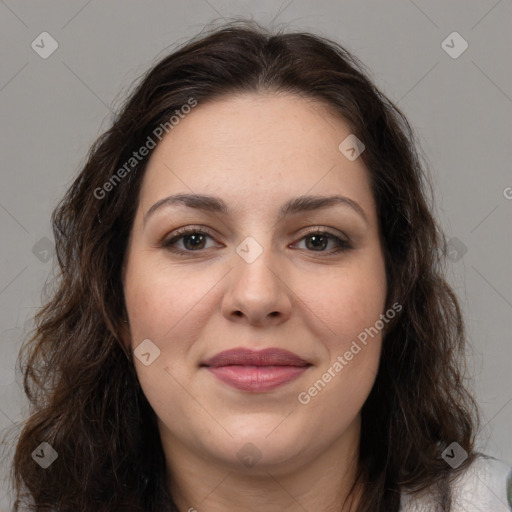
[9, 19, 479, 511]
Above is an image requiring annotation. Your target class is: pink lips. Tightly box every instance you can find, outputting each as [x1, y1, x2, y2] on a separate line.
[201, 348, 311, 392]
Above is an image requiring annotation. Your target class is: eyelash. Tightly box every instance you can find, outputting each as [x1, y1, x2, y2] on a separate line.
[161, 226, 352, 256]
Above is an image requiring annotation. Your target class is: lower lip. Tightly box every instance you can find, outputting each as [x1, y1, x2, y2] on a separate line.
[205, 365, 310, 392]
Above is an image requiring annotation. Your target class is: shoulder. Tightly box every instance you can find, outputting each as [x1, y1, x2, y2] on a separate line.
[399, 455, 512, 511]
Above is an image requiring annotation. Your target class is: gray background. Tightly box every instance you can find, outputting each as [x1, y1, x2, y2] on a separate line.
[0, 0, 511, 509]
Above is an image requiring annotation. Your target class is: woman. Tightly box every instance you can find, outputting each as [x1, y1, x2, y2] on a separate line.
[10, 20, 511, 512]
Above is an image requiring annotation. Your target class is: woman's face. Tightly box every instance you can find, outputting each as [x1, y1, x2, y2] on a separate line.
[122, 92, 387, 474]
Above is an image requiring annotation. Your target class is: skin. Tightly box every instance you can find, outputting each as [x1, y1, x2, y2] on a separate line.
[122, 92, 387, 512]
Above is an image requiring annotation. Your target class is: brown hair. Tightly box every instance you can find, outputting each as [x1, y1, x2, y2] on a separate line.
[8, 19, 479, 511]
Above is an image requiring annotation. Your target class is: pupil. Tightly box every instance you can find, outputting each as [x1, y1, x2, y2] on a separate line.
[184, 234, 205, 250]
[307, 235, 327, 251]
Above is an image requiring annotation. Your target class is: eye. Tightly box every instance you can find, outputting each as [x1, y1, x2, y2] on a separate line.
[293, 229, 351, 253]
[162, 226, 352, 256]
[162, 227, 220, 254]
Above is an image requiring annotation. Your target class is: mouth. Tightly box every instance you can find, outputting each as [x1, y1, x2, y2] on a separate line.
[200, 348, 312, 392]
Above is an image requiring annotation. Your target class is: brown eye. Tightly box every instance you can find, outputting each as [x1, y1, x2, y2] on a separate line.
[181, 233, 207, 250]
[162, 227, 219, 254]
[305, 233, 329, 251]
[295, 230, 351, 253]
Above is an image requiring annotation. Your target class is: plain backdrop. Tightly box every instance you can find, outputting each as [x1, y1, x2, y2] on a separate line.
[1, 0, 511, 509]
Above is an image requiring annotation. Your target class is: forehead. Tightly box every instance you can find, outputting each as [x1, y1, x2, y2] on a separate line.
[138, 92, 376, 221]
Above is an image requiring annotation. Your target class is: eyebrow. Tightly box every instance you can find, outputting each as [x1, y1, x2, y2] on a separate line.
[143, 193, 368, 225]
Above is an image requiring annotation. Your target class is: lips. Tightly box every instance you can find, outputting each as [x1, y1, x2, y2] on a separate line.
[201, 348, 311, 392]
[201, 347, 310, 368]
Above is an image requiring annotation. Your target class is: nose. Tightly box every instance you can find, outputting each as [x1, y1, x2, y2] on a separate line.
[221, 241, 293, 327]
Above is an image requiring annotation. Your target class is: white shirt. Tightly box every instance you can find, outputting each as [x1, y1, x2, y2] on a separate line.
[400, 457, 512, 511]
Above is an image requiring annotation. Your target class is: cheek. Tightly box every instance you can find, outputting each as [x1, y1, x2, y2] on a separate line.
[122, 254, 228, 407]
[296, 282, 384, 434]
[299, 254, 387, 343]
[305, 276, 384, 382]
[123, 253, 221, 344]
[294, 252, 386, 408]
[122, 261, 209, 417]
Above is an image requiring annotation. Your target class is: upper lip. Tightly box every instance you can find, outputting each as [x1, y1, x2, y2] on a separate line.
[201, 348, 311, 368]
